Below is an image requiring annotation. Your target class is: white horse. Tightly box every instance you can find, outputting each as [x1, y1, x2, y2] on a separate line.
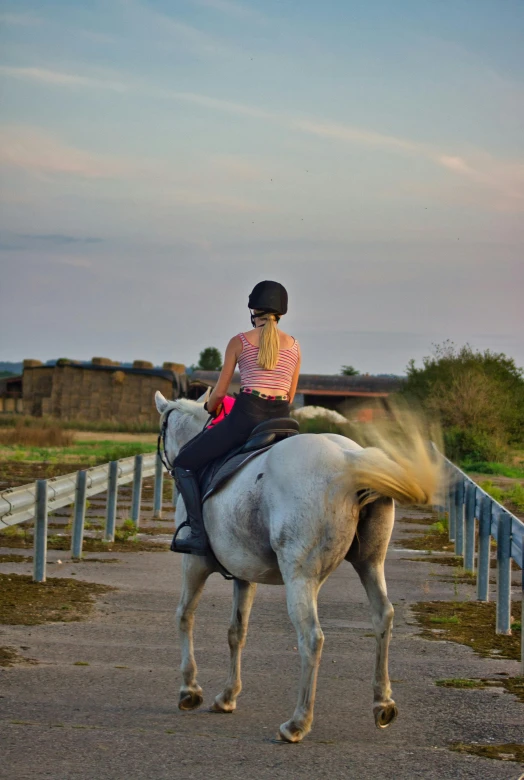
[155, 390, 440, 743]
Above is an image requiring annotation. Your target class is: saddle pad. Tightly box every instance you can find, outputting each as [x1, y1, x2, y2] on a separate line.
[199, 446, 272, 503]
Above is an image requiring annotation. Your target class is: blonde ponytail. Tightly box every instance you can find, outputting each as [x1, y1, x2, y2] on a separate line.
[257, 313, 279, 370]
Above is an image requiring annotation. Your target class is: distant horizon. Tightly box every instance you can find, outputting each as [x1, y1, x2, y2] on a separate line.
[0, 356, 405, 378]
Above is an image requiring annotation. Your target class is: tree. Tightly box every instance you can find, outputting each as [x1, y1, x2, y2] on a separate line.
[340, 365, 359, 376]
[197, 347, 222, 371]
[402, 341, 524, 461]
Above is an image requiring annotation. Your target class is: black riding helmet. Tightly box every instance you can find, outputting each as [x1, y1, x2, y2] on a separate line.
[248, 280, 288, 317]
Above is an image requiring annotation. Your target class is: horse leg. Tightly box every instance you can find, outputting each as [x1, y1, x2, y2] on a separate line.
[211, 579, 257, 713]
[353, 559, 397, 728]
[177, 555, 212, 711]
[279, 576, 324, 743]
[346, 497, 397, 728]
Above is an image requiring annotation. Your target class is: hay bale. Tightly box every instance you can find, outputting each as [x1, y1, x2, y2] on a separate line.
[23, 359, 43, 368]
[91, 357, 116, 366]
[112, 371, 126, 385]
[163, 361, 185, 374]
[133, 360, 154, 370]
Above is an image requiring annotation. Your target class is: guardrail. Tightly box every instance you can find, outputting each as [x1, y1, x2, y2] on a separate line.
[436, 452, 523, 674]
[0, 453, 172, 582]
[1, 447, 521, 672]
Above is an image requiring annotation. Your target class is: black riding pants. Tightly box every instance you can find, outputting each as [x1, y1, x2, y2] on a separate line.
[173, 392, 290, 473]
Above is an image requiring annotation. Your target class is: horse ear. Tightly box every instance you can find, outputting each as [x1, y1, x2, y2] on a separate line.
[155, 391, 169, 414]
[197, 387, 211, 404]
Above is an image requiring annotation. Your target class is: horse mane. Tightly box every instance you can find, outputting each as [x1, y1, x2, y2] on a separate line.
[160, 397, 208, 426]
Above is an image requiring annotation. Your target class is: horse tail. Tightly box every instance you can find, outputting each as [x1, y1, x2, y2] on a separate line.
[340, 407, 444, 510]
[350, 445, 440, 510]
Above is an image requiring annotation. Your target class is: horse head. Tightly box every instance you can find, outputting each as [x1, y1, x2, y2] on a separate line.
[155, 388, 210, 464]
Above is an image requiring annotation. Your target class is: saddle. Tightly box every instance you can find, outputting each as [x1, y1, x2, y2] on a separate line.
[198, 417, 299, 502]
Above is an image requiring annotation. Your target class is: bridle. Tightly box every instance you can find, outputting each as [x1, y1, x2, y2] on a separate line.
[157, 407, 177, 474]
[157, 405, 213, 476]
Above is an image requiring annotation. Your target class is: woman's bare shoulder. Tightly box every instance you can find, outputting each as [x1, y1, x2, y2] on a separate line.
[279, 330, 297, 349]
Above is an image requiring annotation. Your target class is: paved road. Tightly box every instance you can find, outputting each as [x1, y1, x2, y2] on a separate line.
[1, 510, 522, 780]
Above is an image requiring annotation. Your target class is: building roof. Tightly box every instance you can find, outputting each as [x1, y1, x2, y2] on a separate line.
[0, 374, 23, 397]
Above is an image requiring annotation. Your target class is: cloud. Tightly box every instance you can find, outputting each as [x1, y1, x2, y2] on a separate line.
[2, 65, 523, 210]
[292, 118, 422, 154]
[0, 126, 136, 179]
[0, 125, 266, 213]
[0, 66, 130, 92]
[119, 0, 236, 57]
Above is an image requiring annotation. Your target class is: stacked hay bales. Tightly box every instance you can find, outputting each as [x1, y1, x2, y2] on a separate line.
[21, 357, 185, 425]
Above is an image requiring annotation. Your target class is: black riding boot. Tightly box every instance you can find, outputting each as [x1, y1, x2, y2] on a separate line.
[171, 468, 210, 556]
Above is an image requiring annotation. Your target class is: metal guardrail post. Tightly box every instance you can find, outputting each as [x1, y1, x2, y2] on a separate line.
[448, 479, 456, 542]
[131, 454, 143, 527]
[496, 512, 512, 635]
[464, 481, 476, 573]
[454, 479, 464, 556]
[33, 479, 48, 583]
[477, 494, 491, 602]
[105, 461, 119, 542]
[153, 453, 163, 519]
[71, 470, 87, 559]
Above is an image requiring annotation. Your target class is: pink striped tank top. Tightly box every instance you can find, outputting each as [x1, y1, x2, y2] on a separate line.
[237, 333, 300, 395]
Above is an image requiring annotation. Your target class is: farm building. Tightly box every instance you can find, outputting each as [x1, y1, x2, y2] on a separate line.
[18, 358, 187, 426]
[189, 370, 404, 419]
[0, 374, 23, 414]
[1, 360, 404, 426]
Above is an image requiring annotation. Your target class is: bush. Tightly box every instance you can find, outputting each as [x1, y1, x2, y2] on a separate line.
[403, 342, 524, 461]
[444, 427, 506, 463]
[478, 480, 505, 504]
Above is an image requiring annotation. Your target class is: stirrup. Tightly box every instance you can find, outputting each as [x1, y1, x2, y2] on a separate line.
[170, 520, 190, 552]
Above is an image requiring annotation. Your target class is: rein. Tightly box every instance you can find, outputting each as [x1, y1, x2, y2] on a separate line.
[157, 407, 177, 474]
[157, 406, 213, 476]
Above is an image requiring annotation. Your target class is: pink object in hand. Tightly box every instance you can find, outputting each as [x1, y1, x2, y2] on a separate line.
[208, 395, 235, 426]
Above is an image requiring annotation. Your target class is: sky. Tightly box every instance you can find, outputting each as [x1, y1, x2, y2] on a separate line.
[0, 0, 523, 375]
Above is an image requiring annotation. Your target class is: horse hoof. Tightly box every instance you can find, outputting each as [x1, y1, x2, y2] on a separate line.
[210, 697, 236, 714]
[278, 720, 306, 743]
[178, 689, 204, 711]
[374, 703, 398, 729]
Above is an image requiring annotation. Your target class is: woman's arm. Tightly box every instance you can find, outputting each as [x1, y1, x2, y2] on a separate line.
[288, 345, 301, 405]
[206, 336, 241, 413]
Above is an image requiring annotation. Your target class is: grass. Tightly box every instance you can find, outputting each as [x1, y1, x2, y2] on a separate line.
[0, 573, 112, 625]
[0, 414, 158, 434]
[0, 646, 38, 667]
[0, 528, 169, 552]
[0, 440, 156, 465]
[429, 615, 460, 624]
[0, 424, 74, 447]
[450, 742, 524, 764]
[412, 600, 521, 660]
[396, 522, 453, 553]
[461, 459, 524, 479]
[436, 676, 524, 702]
[479, 479, 524, 513]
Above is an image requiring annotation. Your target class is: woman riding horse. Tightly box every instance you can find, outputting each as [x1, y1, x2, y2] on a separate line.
[171, 280, 301, 556]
